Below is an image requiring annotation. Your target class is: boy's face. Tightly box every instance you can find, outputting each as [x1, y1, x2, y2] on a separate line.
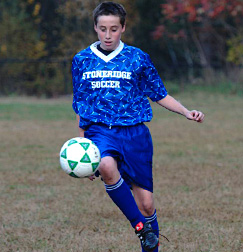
[94, 15, 125, 51]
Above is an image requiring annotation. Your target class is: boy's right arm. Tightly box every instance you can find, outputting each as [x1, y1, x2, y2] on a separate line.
[76, 114, 85, 137]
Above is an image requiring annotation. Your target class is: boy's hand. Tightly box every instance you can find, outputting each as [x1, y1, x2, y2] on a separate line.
[186, 110, 205, 123]
[88, 174, 96, 181]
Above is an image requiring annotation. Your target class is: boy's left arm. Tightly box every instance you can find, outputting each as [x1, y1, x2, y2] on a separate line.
[156, 94, 205, 123]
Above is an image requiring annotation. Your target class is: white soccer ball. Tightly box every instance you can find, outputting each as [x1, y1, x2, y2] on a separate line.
[59, 137, 101, 178]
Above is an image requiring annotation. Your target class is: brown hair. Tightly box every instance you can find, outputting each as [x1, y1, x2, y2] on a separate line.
[93, 2, 126, 27]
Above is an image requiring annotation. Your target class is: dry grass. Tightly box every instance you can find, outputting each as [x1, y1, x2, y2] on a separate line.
[0, 93, 242, 252]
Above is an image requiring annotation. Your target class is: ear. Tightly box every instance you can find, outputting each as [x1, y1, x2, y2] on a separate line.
[122, 23, 126, 33]
[94, 24, 98, 33]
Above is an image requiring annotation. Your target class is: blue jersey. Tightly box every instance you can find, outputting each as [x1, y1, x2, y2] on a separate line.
[72, 41, 167, 129]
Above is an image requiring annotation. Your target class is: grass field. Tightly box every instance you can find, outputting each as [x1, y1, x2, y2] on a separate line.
[0, 93, 242, 252]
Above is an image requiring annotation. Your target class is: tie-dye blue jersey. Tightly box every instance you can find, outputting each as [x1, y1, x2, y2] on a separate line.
[72, 41, 167, 129]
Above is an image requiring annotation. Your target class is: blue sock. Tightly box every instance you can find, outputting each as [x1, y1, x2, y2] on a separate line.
[142, 210, 159, 252]
[105, 177, 146, 228]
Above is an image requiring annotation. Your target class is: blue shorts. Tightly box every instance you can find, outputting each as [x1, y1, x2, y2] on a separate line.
[84, 123, 154, 192]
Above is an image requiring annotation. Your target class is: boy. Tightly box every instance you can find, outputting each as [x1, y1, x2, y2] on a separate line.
[72, 2, 204, 251]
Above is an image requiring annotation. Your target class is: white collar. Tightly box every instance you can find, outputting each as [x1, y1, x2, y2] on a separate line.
[90, 41, 124, 62]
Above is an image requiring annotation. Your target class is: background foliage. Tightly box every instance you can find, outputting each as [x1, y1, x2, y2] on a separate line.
[0, 0, 242, 96]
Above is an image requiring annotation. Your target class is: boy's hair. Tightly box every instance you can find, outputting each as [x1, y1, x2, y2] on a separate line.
[93, 2, 126, 27]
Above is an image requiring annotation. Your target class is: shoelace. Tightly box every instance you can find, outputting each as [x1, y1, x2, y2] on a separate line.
[137, 226, 170, 243]
[159, 233, 170, 242]
[151, 228, 170, 243]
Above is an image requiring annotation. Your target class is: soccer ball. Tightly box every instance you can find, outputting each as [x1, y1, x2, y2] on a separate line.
[59, 137, 101, 178]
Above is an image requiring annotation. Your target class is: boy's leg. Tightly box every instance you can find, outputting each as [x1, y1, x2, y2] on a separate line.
[100, 156, 147, 227]
[143, 210, 159, 252]
[145, 210, 159, 237]
[85, 126, 158, 250]
[132, 184, 159, 252]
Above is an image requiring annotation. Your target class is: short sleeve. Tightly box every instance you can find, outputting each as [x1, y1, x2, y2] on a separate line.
[139, 53, 167, 102]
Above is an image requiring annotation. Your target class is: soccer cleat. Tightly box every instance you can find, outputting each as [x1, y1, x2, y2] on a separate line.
[135, 222, 159, 252]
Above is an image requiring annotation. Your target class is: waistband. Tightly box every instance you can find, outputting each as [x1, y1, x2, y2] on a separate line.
[90, 122, 144, 129]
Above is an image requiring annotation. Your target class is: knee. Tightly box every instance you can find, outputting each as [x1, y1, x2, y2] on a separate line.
[140, 202, 155, 217]
[136, 196, 155, 217]
[99, 157, 119, 184]
[99, 160, 113, 177]
[133, 185, 156, 217]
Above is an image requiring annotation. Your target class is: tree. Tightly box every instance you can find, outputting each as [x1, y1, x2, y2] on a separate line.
[0, 1, 47, 60]
[153, 0, 243, 77]
[0, 0, 48, 95]
[0, 0, 141, 96]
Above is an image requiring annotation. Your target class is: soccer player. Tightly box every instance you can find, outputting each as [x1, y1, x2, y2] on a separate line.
[72, 2, 204, 251]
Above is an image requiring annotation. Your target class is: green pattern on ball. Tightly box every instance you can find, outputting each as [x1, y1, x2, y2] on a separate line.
[92, 163, 99, 172]
[80, 153, 91, 163]
[68, 139, 78, 146]
[69, 172, 79, 178]
[80, 142, 90, 151]
[60, 148, 67, 159]
[68, 160, 78, 170]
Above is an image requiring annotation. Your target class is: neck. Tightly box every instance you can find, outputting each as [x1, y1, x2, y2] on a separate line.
[97, 44, 113, 56]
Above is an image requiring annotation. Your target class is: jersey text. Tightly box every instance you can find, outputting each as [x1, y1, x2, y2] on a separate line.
[82, 70, 131, 80]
